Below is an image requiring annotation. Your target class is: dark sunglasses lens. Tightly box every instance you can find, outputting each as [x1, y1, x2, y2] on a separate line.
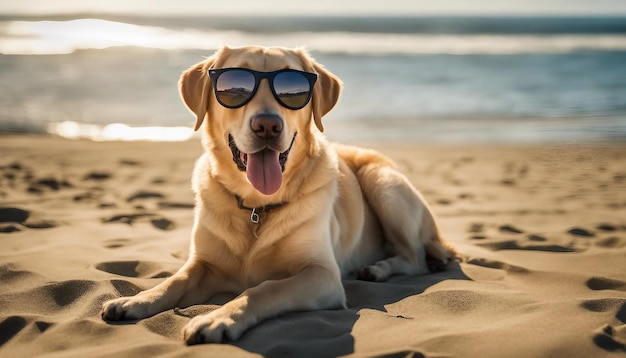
[215, 70, 255, 107]
[273, 72, 312, 109]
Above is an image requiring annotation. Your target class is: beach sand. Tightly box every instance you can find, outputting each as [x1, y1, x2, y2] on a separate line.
[1, 134, 625, 357]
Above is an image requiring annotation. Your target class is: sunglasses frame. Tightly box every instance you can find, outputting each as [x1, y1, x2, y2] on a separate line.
[208, 68, 318, 110]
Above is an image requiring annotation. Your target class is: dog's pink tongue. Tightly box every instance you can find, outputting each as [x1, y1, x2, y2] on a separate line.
[246, 149, 282, 195]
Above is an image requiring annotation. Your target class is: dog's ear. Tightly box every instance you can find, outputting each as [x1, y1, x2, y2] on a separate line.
[309, 59, 342, 133]
[178, 55, 218, 131]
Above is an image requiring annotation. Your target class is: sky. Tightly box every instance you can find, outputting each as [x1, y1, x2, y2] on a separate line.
[2, 0, 626, 16]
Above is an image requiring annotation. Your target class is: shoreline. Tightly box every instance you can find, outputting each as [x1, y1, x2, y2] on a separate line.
[4, 116, 626, 146]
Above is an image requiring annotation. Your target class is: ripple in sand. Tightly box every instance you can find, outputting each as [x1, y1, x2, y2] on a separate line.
[469, 235, 487, 240]
[95, 261, 142, 277]
[568, 227, 595, 237]
[95, 260, 173, 279]
[35, 321, 53, 333]
[596, 223, 618, 232]
[0, 264, 34, 282]
[151, 218, 175, 230]
[476, 240, 576, 252]
[467, 257, 529, 273]
[0, 207, 57, 233]
[119, 159, 142, 166]
[27, 177, 72, 193]
[126, 191, 166, 202]
[595, 236, 626, 248]
[110, 279, 143, 296]
[83, 171, 111, 181]
[0, 225, 21, 233]
[468, 223, 484, 233]
[0, 207, 29, 223]
[499, 224, 524, 234]
[45, 280, 98, 307]
[103, 238, 131, 249]
[593, 324, 626, 352]
[102, 213, 175, 231]
[528, 234, 547, 241]
[158, 202, 194, 209]
[580, 298, 625, 313]
[0, 316, 28, 346]
[586, 277, 626, 291]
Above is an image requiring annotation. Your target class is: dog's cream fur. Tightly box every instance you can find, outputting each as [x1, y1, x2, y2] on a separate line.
[101, 46, 456, 344]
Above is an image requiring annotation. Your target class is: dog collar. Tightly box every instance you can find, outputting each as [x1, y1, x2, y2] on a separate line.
[235, 195, 287, 224]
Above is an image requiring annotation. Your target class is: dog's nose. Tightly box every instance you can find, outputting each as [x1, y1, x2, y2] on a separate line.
[250, 113, 283, 140]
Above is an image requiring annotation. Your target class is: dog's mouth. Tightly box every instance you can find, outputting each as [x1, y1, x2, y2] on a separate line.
[229, 133, 297, 195]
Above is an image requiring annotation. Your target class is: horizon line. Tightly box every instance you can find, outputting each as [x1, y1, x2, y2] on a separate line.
[3, 12, 626, 19]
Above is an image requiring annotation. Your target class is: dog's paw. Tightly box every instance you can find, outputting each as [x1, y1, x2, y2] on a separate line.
[426, 256, 448, 273]
[182, 308, 247, 345]
[357, 265, 387, 282]
[101, 297, 150, 321]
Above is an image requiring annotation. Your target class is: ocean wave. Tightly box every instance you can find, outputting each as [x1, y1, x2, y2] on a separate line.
[2, 18, 626, 55]
[46, 121, 196, 141]
[5, 117, 624, 144]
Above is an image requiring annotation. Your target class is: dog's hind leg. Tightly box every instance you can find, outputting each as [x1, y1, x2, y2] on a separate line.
[355, 164, 453, 282]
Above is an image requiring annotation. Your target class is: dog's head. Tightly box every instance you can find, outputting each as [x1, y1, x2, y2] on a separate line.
[179, 46, 341, 197]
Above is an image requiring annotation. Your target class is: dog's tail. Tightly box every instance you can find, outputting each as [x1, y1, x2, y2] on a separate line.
[421, 208, 462, 263]
[426, 232, 462, 263]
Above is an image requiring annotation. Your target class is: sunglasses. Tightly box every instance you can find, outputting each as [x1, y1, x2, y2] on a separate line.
[208, 68, 318, 110]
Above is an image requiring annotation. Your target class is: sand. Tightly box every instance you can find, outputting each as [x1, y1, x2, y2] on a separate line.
[1, 134, 625, 357]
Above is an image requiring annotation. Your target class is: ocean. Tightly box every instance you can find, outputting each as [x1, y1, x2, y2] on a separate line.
[1, 14, 626, 143]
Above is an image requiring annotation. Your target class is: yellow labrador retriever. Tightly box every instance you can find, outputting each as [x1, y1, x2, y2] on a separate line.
[101, 46, 456, 344]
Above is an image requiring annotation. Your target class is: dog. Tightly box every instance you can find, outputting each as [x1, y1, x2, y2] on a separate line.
[101, 45, 457, 345]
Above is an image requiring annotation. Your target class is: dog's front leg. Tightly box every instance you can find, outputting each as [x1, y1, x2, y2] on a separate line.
[101, 259, 214, 321]
[183, 264, 345, 344]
